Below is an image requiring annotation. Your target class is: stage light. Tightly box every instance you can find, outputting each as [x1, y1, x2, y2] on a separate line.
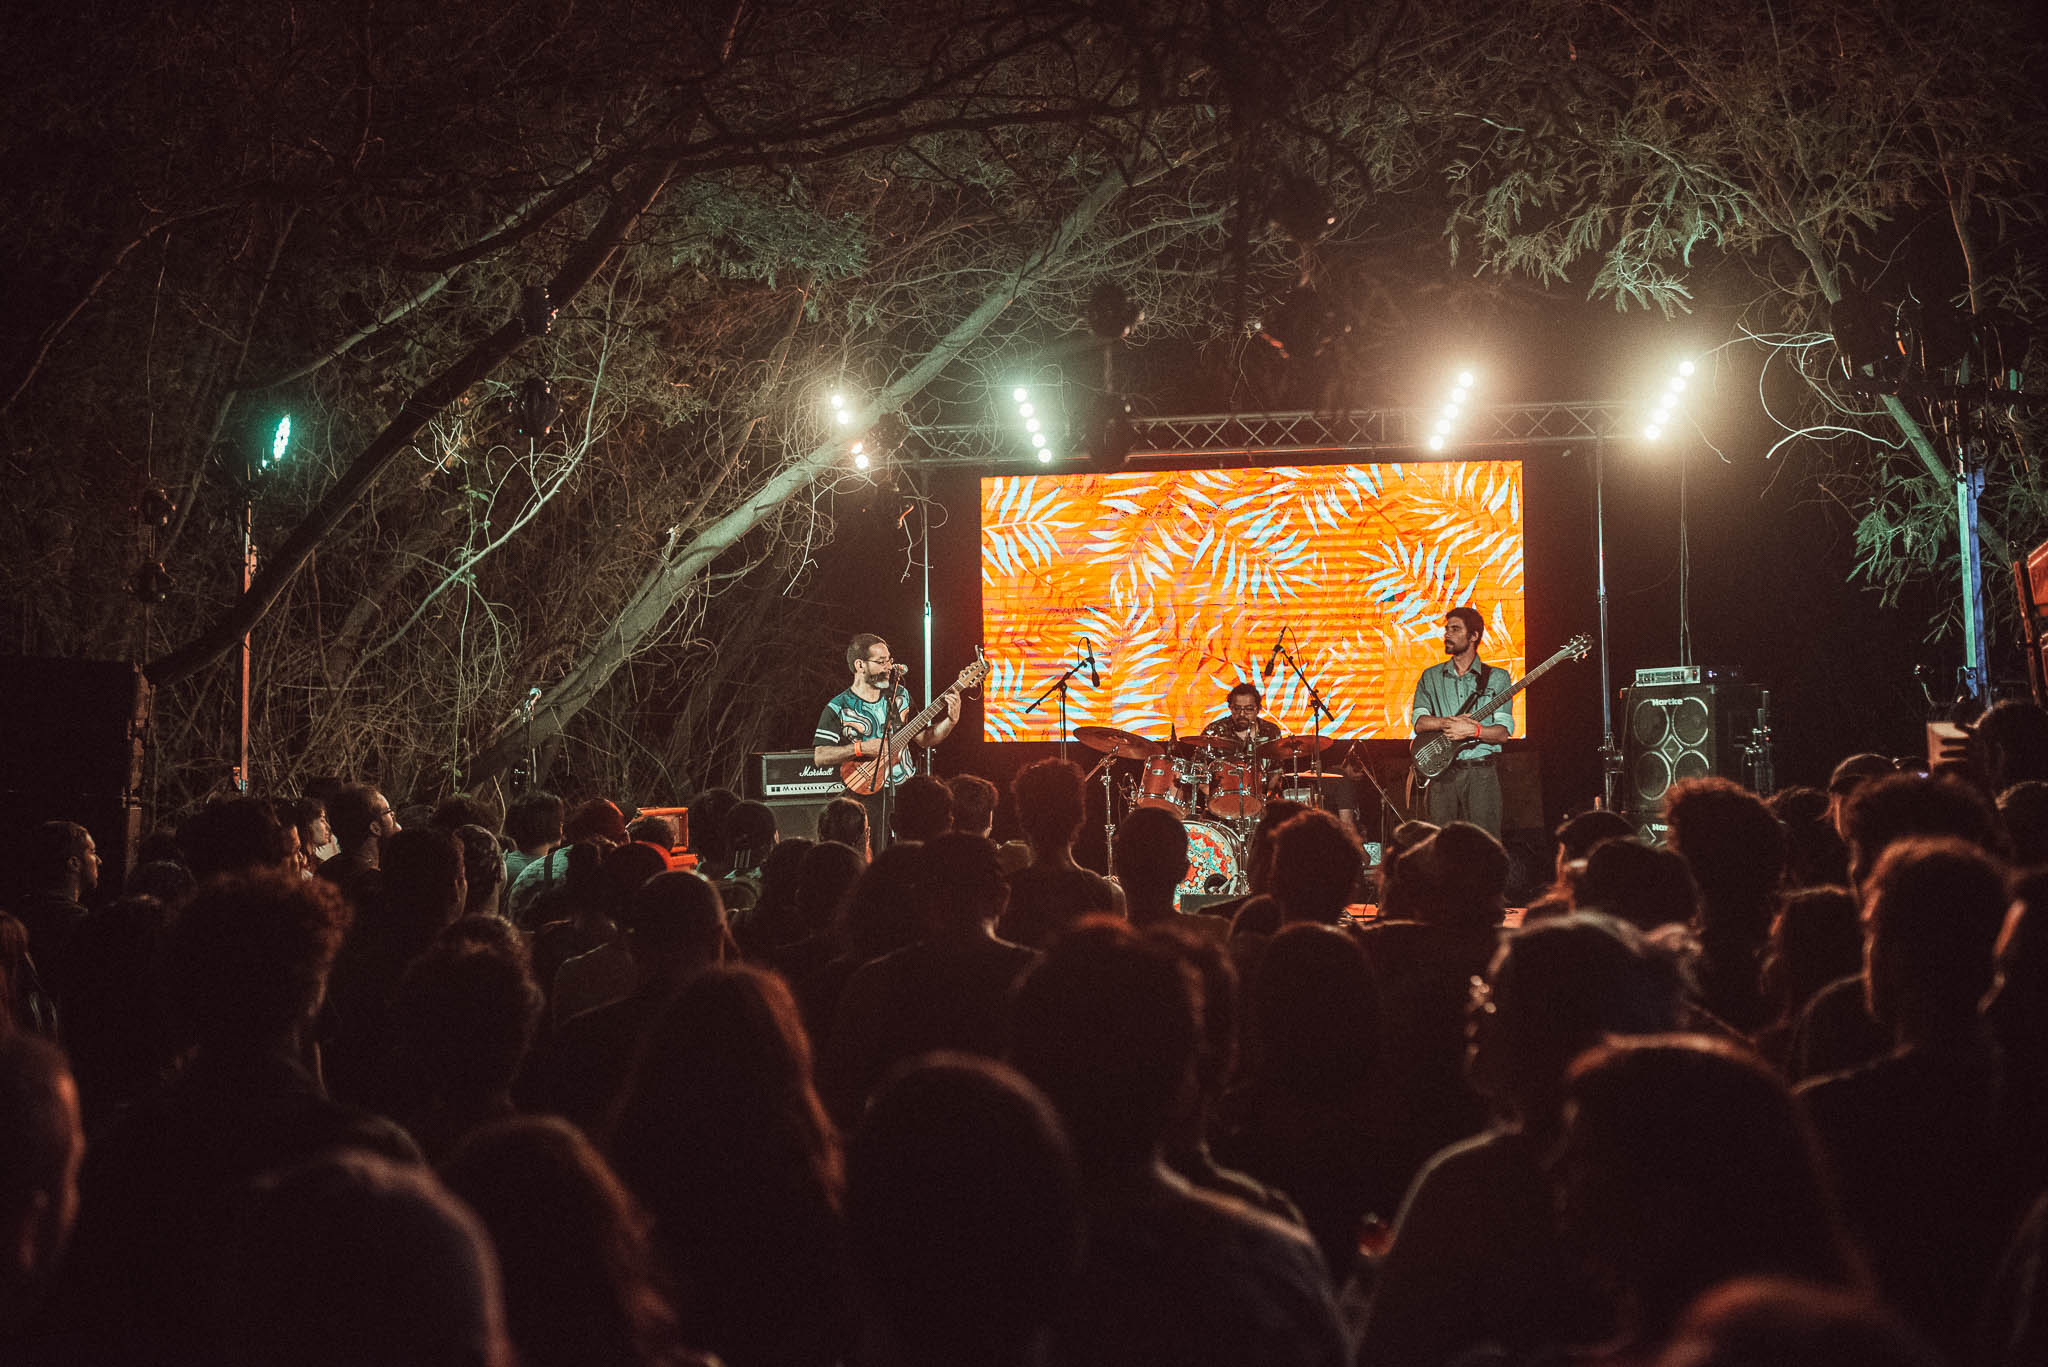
[1640, 358, 1695, 442]
[1424, 368, 1477, 454]
[1013, 384, 1058, 461]
[851, 439, 870, 471]
[265, 414, 292, 471]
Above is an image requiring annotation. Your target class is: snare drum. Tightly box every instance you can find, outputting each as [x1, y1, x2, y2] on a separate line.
[1206, 757, 1265, 820]
[1178, 817, 1245, 903]
[1136, 754, 1194, 817]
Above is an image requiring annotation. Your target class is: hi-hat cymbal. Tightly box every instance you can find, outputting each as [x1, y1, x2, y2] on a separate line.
[1074, 725, 1161, 759]
[1258, 734, 1335, 762]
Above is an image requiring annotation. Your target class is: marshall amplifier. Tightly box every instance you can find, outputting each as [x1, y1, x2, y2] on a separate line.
[752, 750, 849, 843]
[754, 750, 848, 799]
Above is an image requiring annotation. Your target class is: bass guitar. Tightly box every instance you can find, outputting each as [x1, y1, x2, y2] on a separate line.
[839, 647, 991, 795]
[1410, 633, 1592, 785]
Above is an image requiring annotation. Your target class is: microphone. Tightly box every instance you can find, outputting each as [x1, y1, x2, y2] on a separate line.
[887, 663, 909, 680]
[1083, 639, 1100, 688]
[1262, 627, 1286, 679]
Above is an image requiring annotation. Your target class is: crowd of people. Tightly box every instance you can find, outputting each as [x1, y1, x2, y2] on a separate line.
[4, 705, 2048, 1366]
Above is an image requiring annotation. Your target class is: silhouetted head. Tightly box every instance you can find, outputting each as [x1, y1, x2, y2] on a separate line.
[892, 775, 955, 844]
[442, 1116, 686, 1367]
[1010, 919, 1199, 1177]
[621, 871, 729, 977]
[1247, 922, 1377, 1106]
[947, 774, 1000, 838]
[817, 796, 871, 855]
[922, 833, 1009, 934]
[1762, 886, 1861, 1018]
[1657, 1275, 1941, 1367]
[1270, 809, 1363, 924]
[219, 1151, 511, 1367]
[180, 798, 298, 881]
[1861, 836, 2008, 1040]
[392, 935, 544, 1100]
[1112, 805, 1190, 907]
[1466, 912, 1680, 1126]
[505, 791, 566, 855]
[848, 1056, 1081, 1367]
[1011, 759, 1088, 851]
[1554, 1036, 1857, 1346]
[1664, 779, 1785, 942]
[1576, 838, 1698, 932]
[1842, 773, 2003, 892]
[169, 871, 352, 1050]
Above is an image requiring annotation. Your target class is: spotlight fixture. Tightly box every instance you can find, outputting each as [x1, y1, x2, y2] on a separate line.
[1013, 386, 1058, 462]
[1641, 359, 1695, 441]
[828, 391, 857, 426]
[1425, 368, 1477, 452]
[851, 440, 870, 471]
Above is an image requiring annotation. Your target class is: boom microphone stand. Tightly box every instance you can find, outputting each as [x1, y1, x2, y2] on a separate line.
[1025, 648, 1095, 765]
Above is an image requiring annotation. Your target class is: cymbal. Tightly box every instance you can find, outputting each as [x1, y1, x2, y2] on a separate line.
[1074, 725, 1160, 759]
[1273, 770, 1348, 783]
[1258, 734, 1336, 762]
[1175, 733, 1236, 753]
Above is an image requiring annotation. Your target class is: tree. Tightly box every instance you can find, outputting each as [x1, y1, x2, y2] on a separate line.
[1424, 0, 2046, 655]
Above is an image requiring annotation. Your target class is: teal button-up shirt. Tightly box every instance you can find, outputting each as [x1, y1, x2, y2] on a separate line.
[1411, 659, 1515, 760]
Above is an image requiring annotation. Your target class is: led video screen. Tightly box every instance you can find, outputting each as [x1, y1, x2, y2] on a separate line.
[979, 462, 1526, 743]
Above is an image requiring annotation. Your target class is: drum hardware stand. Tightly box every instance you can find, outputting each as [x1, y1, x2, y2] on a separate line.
[1024, 645, 1098, 767]
[1343, 743, 1408, 858]
[1085, 752, 1119, 878]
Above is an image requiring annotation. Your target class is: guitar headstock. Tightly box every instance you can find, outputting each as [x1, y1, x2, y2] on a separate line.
[956, 645, 991, 692]
[1564, 633, 1593, 661]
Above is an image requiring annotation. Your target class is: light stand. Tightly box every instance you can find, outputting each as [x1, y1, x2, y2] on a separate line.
[235, 495, 254, 793]
[1594, 437, 1622, 811]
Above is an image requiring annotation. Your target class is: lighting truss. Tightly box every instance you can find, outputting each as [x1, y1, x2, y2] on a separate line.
[907, 401, 1633, 468]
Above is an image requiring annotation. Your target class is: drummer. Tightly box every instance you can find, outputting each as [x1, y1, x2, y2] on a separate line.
[1203, 682, 1283, 752]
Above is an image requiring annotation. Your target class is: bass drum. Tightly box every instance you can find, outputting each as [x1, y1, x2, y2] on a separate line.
[1176, 817, 1244, 903]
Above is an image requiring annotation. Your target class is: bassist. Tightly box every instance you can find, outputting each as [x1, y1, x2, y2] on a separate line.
[1412, 606, 1513, 836]
[813, 634, 960, 839]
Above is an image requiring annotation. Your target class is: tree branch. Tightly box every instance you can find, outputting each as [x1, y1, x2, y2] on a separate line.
[145, 160, 681, 687]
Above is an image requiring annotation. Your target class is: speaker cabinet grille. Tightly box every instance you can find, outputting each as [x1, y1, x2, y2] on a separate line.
[1623, 680, 1760, 817]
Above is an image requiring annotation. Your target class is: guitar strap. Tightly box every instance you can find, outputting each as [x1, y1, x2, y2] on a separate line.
[1469, 662, 1492, 718]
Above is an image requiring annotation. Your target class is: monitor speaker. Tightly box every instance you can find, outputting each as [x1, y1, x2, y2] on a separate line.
[1622, 680, 1761, 817]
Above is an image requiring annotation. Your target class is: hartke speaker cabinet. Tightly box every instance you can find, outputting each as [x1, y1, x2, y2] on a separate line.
[1622, 680, 1761, 815]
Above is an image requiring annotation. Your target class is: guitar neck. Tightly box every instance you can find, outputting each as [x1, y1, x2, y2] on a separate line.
[1467, 648, 1572, 718]
[883, 685, 955, 753]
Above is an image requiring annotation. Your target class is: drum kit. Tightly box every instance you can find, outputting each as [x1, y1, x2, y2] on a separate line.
[1074, 724, 1344, 901]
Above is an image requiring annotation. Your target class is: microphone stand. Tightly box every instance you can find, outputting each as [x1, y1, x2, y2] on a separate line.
[1025, 649, 1094, 766]
[878, 673, 905, 850]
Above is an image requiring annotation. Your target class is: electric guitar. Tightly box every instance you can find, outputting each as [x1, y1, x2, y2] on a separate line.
[839, 647, 990, 795]
[1410, 633, 1593, 784]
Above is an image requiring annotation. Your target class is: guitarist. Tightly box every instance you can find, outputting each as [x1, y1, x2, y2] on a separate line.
[1412, 606, 1514, 836]
[813, 634, 960, 839]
